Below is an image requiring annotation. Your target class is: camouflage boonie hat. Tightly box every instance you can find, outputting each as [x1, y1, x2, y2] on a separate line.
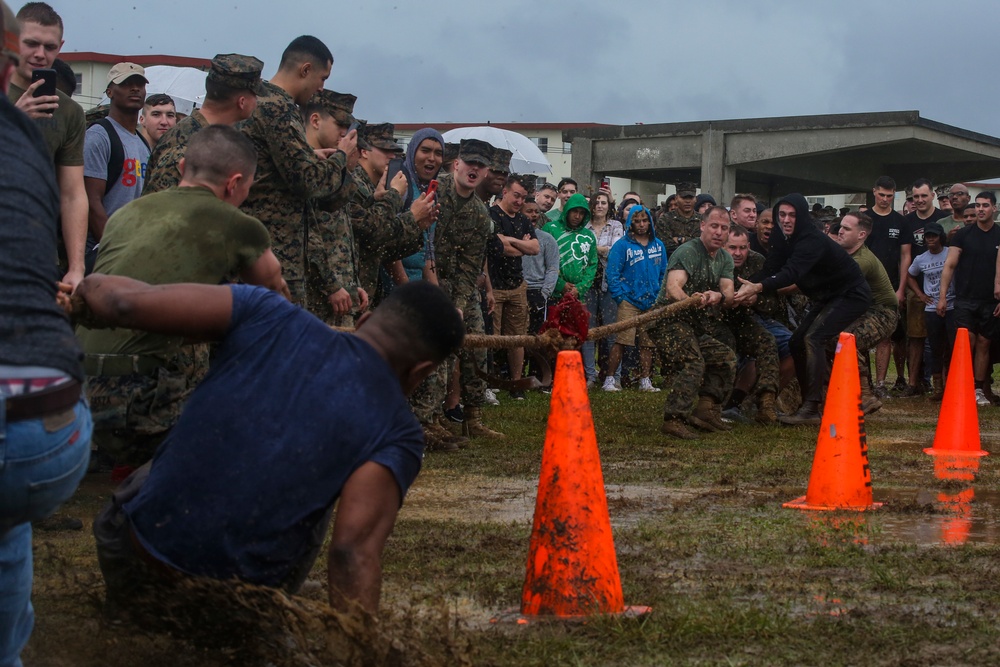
[676, 182, 697, 197]
[490, 148, 512, 174]
[458, 138, 494, 166]
[208, 53, 264, 95]
[1, 0, 18, 65]
[313, 89, 357, 126]
[363, 122, 401, 152]
[443, 142, 460, 163]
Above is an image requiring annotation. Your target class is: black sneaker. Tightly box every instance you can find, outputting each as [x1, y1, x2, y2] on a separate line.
[444, 406, 464, 423]
[510, 390, 526, 401]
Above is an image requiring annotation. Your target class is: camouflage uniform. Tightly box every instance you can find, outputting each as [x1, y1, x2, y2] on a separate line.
[143, 54, 263, 195]
[651, 239, 736, 419]
[240, 81, 351, 305]
[349, 123, 422, 298]
[143, 110, 208, 194]
[655, 209, 702, 254]
[721, 251, 780, 394]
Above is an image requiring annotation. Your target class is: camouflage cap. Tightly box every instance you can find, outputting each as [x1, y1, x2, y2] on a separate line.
[676, 182, 697, 197]
[313, 89, 357, 126]
[490, 148, 513, 174]
[1, 0, 18, 65]
[936, 185, 951, 199]
[443, 142, 460, 163]
[208, 53, 264, 95]
[363, 122, 401, 152]
[458, 138, 494, 167]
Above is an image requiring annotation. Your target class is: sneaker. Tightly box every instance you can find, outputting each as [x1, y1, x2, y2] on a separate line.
[444, 405, 464, 423]
[873, 383, 890, 399]
[975, 388, 990, 407]
[484, 388, 500, 406]
[901, 385, 922, 397]
[722, 406, 752, 424]
[892, 377, 907, 392]
[586, 378, 597, 389]
[638, 377, 660, 393]
[510, 390, 525, 400]
[602, 377, 621, 392]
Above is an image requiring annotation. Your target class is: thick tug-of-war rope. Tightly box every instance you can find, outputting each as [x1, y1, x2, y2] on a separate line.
[332, 294, 703, 351]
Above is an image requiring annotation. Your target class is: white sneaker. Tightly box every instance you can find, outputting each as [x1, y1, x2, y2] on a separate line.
[484, 388, 500, 406]
[602, 377, 621, 392]
[639, 377, 661, 393]
[975, 388, 990, 407]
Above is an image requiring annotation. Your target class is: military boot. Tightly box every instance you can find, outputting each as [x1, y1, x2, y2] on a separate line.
[431, 418, 470, 448]
[660, 418, 699, 440]
[778, 400, 822, 426]
[689, 396, 732, 432]
[422, 423, 459, 452]
[755, 391, 778, 425]
[861, 383, 883, 415]
[462, 407, 505, 439]
[930, 373, 945, 402]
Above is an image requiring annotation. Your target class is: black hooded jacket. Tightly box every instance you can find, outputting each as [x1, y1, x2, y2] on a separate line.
[751, 193, 870, 303]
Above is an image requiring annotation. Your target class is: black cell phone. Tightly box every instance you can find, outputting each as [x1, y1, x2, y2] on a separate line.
[31, 68, 58, 97]
[348, 120, 360, 134]
[384, 157, 406, 186]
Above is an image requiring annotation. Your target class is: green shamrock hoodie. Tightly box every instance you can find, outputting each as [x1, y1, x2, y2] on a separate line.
[542, 192, 598, 297]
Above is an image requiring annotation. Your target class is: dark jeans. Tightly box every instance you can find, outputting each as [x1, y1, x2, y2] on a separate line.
[925, 309, 957, 375]
[789, 288, 871, 404]
[526, 287, 549, 335]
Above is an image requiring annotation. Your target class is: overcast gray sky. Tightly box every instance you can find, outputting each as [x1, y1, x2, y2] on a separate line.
[54, 0, 1000, 138]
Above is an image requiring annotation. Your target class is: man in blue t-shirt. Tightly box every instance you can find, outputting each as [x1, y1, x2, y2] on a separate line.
[85, 276, 463, 615]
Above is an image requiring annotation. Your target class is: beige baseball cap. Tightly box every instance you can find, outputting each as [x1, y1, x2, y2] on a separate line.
[107, 62, 149, 86]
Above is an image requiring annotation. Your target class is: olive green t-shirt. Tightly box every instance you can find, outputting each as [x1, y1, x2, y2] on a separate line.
[657, 238, 734, 304]
[77, 186, 271, 359]
[851, 245, 897, 309]
[7, 83, 85, 167]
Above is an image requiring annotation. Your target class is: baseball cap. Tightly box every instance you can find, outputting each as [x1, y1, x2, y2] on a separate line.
[458, 138, 494, 167]
[107, 62, 149, 86]
[923, 222, 945, 238]
[209, 53, 264, 95]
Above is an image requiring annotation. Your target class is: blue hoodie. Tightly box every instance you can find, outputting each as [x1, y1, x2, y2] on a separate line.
[606, 206, 667, 310]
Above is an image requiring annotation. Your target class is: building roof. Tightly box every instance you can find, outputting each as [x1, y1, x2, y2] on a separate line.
[61, 51, 212, 69]
[394, 122, 610, 132]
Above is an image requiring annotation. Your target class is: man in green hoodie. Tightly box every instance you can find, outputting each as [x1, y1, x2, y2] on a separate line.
[542, 192, 599, 302]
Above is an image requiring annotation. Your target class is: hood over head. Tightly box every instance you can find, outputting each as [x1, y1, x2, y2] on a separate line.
[625, 205, 655, 238]
[771, 193, 812, 240]
[559, 192, 592, 229]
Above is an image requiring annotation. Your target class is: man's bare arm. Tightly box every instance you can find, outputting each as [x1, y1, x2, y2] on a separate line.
[327, 461, 401, 615]
[58, 165, 88, 288]
[665, 269, 691, 303]
[83, 176, 110, 241]
[239, 248, 290, 300]
[937, 246, 961, 316]
[74, 274, 234, 340]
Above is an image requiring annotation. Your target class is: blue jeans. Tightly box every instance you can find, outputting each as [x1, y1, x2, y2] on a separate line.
[582, 288, 618, 381]
[0, 398, 91, 667]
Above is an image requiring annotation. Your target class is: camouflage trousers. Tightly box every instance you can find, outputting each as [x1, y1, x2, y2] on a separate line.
[409, 293, 488, 423]
[86, 345, 209, 466]
[652, 316, 737, 419]
[720, 314, 779, 395]
[838, 305, 898, 382]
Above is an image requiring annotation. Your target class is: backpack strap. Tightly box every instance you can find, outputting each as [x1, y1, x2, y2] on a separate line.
[96, 118, 124, 196]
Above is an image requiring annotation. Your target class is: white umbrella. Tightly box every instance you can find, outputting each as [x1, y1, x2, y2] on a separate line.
[442, 126, 552, 174]
[100, 65, 207, 116]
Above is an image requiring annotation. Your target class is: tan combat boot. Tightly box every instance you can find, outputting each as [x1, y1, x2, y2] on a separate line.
[462, 407, 505, 439]
[660, 417, 699, 440]
[860, 383, 883, 415]
[689, 396, 732, 432]
[755, 391, 777, 425]
[422, 423, 459, 452]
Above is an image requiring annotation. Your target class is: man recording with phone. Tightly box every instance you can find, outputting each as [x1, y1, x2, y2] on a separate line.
[6, 2, 87, 290]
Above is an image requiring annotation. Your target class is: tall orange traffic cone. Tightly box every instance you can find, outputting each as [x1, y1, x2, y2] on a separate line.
[924, 328, 988, 457]
[520, 351, 646, 618]
[784, 333, 882, 511]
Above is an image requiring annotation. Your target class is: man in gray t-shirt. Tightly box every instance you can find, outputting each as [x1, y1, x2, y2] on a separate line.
[83, 62, 151, 269]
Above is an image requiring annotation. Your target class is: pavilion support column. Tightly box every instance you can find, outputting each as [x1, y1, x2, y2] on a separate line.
[570, 139, 598, 194]
[700, 128, 735, 204]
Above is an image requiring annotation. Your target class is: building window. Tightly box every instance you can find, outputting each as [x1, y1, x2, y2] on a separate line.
[563, 142, 572, 155]
[74, 73, 82, 95]
[531, 136, 548, 153]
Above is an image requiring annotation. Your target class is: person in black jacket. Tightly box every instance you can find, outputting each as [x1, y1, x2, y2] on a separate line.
[734, 193, 872, 425]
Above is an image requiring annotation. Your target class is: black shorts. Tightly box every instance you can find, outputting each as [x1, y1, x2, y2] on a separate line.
[954, 300, 1000, 340]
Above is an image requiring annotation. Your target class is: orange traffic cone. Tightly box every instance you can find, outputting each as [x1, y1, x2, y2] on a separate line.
[924, 328, 988, 457]
[784, 333, 882, 511]
[520, 351, 647, 618]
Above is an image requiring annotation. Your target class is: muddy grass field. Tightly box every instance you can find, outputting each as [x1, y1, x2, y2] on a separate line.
[25, 389, 1000, 666]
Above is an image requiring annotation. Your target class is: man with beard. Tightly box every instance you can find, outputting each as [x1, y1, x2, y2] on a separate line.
[734, 194, 871, 425]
